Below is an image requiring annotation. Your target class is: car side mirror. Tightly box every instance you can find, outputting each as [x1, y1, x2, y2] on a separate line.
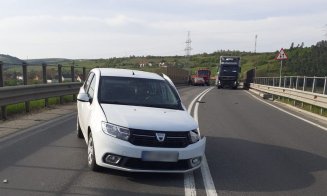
[77, 93, 90, 102]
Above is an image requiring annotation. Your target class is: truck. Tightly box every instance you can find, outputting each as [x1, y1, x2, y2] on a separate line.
[243, 68, 255, 90]
[216, 56, 241, 89]
[190, 68, 211, 86]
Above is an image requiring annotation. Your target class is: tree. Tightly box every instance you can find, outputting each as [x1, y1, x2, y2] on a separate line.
[290, 42, 294, 50]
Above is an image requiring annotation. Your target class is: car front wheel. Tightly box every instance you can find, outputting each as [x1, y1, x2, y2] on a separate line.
[88, 132, 101, 171]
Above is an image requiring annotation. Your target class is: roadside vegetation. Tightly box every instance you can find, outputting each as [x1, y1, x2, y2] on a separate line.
[6, 96, 74, 117]
[1, 40, 327, 80]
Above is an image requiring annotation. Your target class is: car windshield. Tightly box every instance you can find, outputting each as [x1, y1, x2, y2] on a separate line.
[198, 70, 209, 75]
[99, 76, 182, 110]
[221, 65, 238, 73]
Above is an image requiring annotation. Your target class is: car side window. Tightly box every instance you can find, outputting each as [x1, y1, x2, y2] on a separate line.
[84, 72, 94, 92]
[88, 75, 96, 99]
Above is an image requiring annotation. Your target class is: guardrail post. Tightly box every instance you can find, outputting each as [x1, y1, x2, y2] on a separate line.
[323, 77, 327, 95]
[283, 76, 286, 88]
[0, 61, 6, 120]
[22, 62, 30, 113]
[0, 61, 3, 87]
[71, 66, 76, 101]
[42, 63, 49, 107]
[58, 64, 64, 104]
[302, 76, 306, 108]
[295, 76, 299, 90]
[272, 77, 275, 86]
[71, 66, 75, 82]
[321, 74, 325, 114]
[289, 77, 293, 88]
[312, 76, 316, 93]
[22, 62, 28, 85]
[83, 67, 86, 82]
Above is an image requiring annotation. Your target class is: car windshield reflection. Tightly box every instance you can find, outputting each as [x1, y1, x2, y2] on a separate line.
[99, 76, 182, 110]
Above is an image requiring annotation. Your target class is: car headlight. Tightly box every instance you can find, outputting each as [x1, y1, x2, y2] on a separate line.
[189, 130, 200, 143]
[101, 122, 130, 141]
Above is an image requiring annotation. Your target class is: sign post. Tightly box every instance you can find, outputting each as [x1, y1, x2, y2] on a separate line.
[275, 48, 288, 87]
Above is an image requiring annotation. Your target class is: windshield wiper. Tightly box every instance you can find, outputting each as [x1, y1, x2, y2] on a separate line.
[143, 104, 181, 110]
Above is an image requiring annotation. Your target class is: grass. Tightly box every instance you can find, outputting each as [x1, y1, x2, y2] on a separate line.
[4, 95, 74, 117]
[276, 96, 327, 117]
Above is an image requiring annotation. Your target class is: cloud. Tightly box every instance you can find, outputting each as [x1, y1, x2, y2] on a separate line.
[0, 1, 326, 59]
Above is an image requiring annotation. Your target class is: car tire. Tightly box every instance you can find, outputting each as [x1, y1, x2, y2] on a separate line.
[77, 117, 84, 139]
[88, 132, 101, 171]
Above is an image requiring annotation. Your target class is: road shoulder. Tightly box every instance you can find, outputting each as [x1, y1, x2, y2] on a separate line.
[248, 89, 327, 129]
[0, 103, 77, 139]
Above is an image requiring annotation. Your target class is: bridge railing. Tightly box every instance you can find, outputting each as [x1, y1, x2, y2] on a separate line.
[251, 76, 327, 114]
[254, 76, 327, 95]
[0, 61, 88, 120]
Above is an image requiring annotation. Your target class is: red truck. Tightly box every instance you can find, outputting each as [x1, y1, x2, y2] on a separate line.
[189, 68, 211, 86]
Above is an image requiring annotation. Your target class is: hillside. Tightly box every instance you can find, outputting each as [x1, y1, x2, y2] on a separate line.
[25, 58, 71, 65]
[2, 40, 327, 78]
[0, 54, 23, 65]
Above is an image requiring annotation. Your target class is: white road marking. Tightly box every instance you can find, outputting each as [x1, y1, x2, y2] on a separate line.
[185, 88, 211, 196]
[245, 91, 327, 132]
[184, 87, 217, 196]
[193, 88, 213, 136]
[200, 156, 218, 196]
[194, 87, 217, 196]
[184, 171, 197, 196]
[188, 88, 212, 114]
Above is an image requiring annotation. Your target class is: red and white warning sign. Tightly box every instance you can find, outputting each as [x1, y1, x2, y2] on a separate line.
[275, 48, 288, 60]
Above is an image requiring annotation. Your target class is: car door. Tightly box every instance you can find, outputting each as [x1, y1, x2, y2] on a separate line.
[78, 72, 95, 134]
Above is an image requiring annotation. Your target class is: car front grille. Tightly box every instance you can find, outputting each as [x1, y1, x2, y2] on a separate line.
[129, 129, 190, 148]
[220, 76, 236, 80]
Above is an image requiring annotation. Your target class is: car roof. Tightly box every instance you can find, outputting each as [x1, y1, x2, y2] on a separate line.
[96, 68, 164, 80]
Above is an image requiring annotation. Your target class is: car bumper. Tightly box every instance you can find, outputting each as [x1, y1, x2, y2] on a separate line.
[93, 132, 206, 173]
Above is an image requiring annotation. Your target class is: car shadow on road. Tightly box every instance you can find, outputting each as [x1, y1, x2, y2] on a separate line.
[205, 136, 327, 192]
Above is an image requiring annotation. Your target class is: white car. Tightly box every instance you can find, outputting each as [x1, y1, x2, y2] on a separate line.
[77, 68, 206, 173]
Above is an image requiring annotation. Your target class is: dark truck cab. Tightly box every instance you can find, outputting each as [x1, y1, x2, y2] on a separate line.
[216, 56, 241, 89]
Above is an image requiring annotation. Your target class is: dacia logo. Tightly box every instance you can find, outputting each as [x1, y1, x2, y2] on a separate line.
[155, 133, 166, 142]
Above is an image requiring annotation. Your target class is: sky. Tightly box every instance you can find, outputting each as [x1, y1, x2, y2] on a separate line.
[0, 0, 327, 59]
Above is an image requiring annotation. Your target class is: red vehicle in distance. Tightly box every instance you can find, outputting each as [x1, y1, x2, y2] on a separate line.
[189, 68, 211, 86]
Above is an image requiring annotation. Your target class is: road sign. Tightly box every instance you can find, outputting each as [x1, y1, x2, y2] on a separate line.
[275, 48, 288, 60]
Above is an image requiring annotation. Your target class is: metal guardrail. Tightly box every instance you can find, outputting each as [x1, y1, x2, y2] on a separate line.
[0, 82, 81, 120]
[251, 83, 327, 109]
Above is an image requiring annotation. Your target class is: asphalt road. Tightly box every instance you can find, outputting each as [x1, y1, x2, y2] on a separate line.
[1, 86, 327, 195]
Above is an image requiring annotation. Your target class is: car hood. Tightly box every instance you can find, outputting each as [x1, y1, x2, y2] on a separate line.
[100, 104, 198, 131]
